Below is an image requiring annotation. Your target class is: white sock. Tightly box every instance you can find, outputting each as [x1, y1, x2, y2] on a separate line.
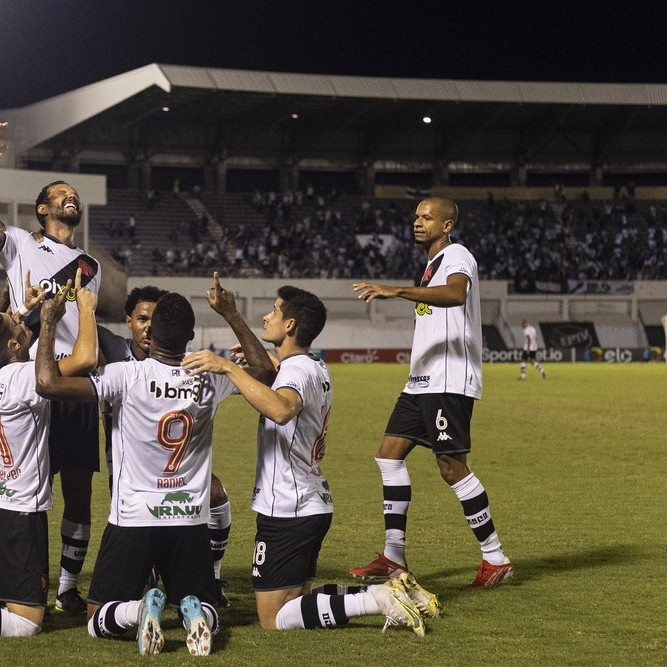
[375, 458, 410, 564]
[0, 608, 41, 636]
[343, 587, 382, 617]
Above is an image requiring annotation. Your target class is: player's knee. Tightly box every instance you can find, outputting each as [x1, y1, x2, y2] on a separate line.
[210, 473, 228, 506]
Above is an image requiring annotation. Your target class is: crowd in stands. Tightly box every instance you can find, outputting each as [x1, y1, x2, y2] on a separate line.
[100, 186, 667, 287]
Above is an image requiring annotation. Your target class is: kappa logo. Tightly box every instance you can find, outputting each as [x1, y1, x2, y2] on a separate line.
[435, 408, 452, 441]
[252, 567, 261, 577]
[38, 245, 54, 254]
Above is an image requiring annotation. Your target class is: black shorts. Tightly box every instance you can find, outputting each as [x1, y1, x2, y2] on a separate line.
[0, 508, 49, 606]
[384, 392, 475, 456]
[522, 350, 537, 362]
[88, 522, 216, 607]
[49, 400, 100, 474]
[252, 513, 332, 591]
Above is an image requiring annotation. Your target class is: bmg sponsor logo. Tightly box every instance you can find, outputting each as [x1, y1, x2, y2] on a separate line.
[149, 378, 202, 402]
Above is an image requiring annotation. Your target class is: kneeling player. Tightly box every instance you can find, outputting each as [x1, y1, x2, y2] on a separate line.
[0, 272, 97, 635]
[35, 286, 274, 654]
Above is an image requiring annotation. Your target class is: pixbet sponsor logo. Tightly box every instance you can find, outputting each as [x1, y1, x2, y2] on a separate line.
[38, 278, 76, 301]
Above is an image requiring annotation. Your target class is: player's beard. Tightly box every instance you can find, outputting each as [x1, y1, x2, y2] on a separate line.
[56, 206, 82, 227]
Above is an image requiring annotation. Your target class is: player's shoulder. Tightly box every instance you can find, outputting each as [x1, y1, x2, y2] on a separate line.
[1, 225, 31, 244]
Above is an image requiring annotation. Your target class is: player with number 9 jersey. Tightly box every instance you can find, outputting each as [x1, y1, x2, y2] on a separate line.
[90, 359, 235, 527]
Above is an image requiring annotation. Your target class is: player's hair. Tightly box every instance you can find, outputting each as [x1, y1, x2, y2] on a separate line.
[277, 286, 327, 348]
[124, 285, 168, 317]
[150, 292, 195, 351]
[35, 180, 68, 226]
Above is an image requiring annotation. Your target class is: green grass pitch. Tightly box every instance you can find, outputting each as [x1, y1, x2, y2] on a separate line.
[14, 362, 666, 665]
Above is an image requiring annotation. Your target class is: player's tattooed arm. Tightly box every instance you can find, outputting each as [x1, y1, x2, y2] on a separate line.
[58, 268, 99, 376]
[35, 278, 97, 400]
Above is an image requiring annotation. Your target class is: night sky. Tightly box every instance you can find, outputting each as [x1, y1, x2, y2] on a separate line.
[1, 0, 664, 109]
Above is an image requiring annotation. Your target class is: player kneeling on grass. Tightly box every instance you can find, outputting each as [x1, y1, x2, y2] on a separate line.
[0, 271, 97, 636]
[35, 288, 275, 655]
[182, 286, 442, 636]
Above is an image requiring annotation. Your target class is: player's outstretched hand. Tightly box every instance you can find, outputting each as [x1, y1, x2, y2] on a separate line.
[182, 349, 236, 376]
[228, 343, 246, 366]
[206, 271, 238, 319]
[352, 282, 396, 302]
[41, 278, 73, 326]
[73, 267, 97, 312]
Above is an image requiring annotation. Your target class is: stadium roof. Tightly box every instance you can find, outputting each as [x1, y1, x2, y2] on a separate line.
[3, 64, 667, 170]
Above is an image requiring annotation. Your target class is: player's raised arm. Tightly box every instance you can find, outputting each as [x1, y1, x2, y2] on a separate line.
[205, 271, 275, 384]
[352, 275, 469, 308]
[35, 282, 96, 400]
[57, 268, 99, 376]
[182, 350, 302, 425]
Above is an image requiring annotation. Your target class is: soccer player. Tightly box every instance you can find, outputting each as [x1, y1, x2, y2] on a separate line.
[348, 197, 513, 588]
[0, 272, 97, 636]
[0, 180, 101, 615]
[182, 287, 439, 635]
[518, 319, 546, 380]
[34, 283, 275, 655]
[99, 284, 233, 608]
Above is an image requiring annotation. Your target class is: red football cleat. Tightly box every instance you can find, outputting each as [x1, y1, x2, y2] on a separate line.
[469, 557, 513, 588]
[349, 552, 407, 580]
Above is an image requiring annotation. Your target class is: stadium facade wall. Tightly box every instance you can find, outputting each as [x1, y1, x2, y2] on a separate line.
[119, 277, 667, 353]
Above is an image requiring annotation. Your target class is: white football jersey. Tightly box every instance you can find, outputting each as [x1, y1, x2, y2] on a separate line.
[404, 243, 483, 399]
[0, 226, 101, 360]
[90, 358, 235, 527]
[0, 361, 52, 512]
[251, 353, 333, 518]
[523, 324, 539, 351]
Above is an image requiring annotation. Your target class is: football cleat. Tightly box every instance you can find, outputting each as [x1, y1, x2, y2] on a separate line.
[395, 572, 443, 618]
[349, 552, 407, 580]
[137, 588, 166, 655]
[469, 557, 514, 588]
[180, 595, 212, 656]
[372, 577, 425, 637]
[54, 588, 87, 615]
